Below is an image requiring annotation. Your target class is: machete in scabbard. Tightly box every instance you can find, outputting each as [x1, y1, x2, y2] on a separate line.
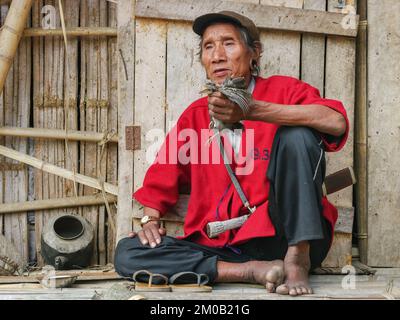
[206, 166, 356, 239]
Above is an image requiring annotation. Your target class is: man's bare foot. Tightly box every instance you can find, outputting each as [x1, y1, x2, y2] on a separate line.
[248, 260, 285, 293]
[216, 260, 284, 293]
[276, 241, 313, 296]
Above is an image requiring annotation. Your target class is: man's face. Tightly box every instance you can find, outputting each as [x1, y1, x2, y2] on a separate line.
[200, 23, 254, 85]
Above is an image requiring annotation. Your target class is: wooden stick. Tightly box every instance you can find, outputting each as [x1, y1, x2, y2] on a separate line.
[22, 27, 117, 37]
[354, 0, 368, 265]
[0, 126, 118, 143]
[0, 145, 118, 195]
[0, 194, 117, 214]
[135, 0, 359, 38]
[0, 0, 34, 95]
[0, 271, 120, 284]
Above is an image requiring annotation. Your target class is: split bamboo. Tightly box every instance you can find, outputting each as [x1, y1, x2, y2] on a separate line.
[0, 145, 118, 195]
[0, 126, 118, 143]
[23, 27, 117, 37]
[0, 194, 117, 214]
[355, 0, 368, 264]
[0, 0, 33, 94]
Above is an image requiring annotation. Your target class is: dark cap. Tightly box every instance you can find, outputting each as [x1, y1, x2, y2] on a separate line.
[193, 11, 260, 42]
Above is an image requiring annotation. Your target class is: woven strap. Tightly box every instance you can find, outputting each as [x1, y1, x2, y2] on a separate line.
[217, 133, 256, 215]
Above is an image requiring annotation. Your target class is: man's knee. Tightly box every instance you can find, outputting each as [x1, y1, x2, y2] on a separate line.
[114, 237, 143, 276]
[114, 236, 176, 278]
[277, 126, 321, 154]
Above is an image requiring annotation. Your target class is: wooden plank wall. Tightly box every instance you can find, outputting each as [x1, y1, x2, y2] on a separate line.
[132, 17, 167, 232]
[0, 3, 30, 265]
[260, 0, 303, 78]
[325, 0, 356, 207]
[322, 0, 356, 267]
[367, 0, 400, 267]
[301, 0, 326, 95]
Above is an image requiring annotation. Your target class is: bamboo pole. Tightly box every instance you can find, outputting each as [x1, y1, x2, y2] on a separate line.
[0, 194, 117, 214]
[0, 0, 12, 6]
[0, 270, 120, 284]
[0, 0, 34, 95]
[23, 27, 117, 37]
[0, 126, 118, 143]
[355, 0, 368, 265]
[0, 145, 118, 195]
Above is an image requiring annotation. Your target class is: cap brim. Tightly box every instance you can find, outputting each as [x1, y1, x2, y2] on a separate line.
[193, 13, 242, 36]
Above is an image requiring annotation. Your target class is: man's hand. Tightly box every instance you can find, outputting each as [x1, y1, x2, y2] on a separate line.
[208, 92, 248, 123]
[128, 221, 166, 248]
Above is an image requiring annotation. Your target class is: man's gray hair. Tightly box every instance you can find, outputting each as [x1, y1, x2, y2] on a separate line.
[198, 24, 263, 76]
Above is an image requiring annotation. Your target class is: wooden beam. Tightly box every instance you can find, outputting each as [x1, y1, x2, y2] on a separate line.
[22, 27, 117, 37]
[135, 0, 359, 38]
[0, 126, 118, 143]
[0, 270, 120, 284]
[0, 195, 117, 214]
[117, 0, 135, 242]
[0, 0, 34, 95]
[0, 145, 118, 195]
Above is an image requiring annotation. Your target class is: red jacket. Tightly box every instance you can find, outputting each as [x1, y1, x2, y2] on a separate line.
[133, 76, 349, 248]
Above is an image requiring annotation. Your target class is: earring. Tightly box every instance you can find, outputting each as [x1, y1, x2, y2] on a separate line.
[251, 60, 260, 75]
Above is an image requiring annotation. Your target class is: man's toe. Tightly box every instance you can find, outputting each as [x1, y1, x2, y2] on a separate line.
[266, 265, 284, 285]
[276, 284, 289, 295]
[266, 281, 275, 293]
[301, 287, 309, 294]
[289, 287, 298, 296]
[295, 287, 303, 295]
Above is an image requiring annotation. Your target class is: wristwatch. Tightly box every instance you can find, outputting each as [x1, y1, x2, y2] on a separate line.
[140, 215, 160, 226]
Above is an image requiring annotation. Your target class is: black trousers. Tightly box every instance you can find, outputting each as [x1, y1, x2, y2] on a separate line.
[115, 127, 332, 283]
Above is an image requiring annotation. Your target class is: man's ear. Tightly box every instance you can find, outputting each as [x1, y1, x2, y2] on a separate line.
[253, 41, 262, 64]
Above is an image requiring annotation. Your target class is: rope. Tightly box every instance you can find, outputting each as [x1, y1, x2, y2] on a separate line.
[202, 77, 252, 133]
[0, 255, 20, 275]
[98, 129, 117, 147]
[97, 129, 117, 234]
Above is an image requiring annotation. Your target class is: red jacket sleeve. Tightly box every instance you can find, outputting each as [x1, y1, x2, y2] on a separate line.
[287, 79, 349, 152]
[132, 115, 191, 216]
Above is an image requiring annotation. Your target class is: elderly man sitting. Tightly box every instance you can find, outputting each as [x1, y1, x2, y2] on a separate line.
[114, 11, 348, 296]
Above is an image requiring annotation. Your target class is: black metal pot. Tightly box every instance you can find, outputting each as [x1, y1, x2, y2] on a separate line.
[41, 214, 94, 270]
